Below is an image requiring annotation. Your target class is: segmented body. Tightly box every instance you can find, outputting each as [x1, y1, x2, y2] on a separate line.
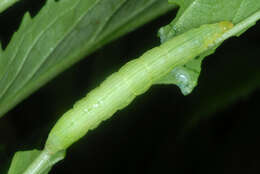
[45, 22, 233, 153]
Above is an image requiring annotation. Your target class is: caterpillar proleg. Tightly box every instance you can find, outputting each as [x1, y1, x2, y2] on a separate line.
[45, 21, 233, 154]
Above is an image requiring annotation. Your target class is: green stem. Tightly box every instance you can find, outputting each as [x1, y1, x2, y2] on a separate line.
[217, 10, 260, 44]
[22, 150, 51, 174]
[22, 149, 65, 174]
[0, 0, 19, 13]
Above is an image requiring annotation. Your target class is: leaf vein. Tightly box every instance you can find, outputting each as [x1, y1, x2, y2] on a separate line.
[0, 0, 81, 101]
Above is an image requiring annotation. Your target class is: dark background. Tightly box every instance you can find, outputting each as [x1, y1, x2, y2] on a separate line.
[0, 0, 260, 173]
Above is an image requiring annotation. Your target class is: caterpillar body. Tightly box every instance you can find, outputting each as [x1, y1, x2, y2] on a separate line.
[45, 22, 233, 154]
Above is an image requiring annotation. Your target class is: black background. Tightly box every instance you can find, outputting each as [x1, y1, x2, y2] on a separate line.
[0, 0, 260, 173]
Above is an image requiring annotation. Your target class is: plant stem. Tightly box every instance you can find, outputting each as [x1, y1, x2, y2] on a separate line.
[0, 0, 19, 13]
[22, 150, 51, 174]
[217, 10, 260, 44]
[22, 149, 65, 174]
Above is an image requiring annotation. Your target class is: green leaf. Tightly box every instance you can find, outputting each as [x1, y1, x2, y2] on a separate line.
[0, 0, 175, 118]
[8, 150, 42, 174]
[0, 0, 19, 14]
[157, 0, 260, 95]
[155, 50, 215, 95]
[8, 150, 65, 174]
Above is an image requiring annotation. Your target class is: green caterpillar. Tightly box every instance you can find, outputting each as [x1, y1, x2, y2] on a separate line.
[45, 21, 233, 154]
